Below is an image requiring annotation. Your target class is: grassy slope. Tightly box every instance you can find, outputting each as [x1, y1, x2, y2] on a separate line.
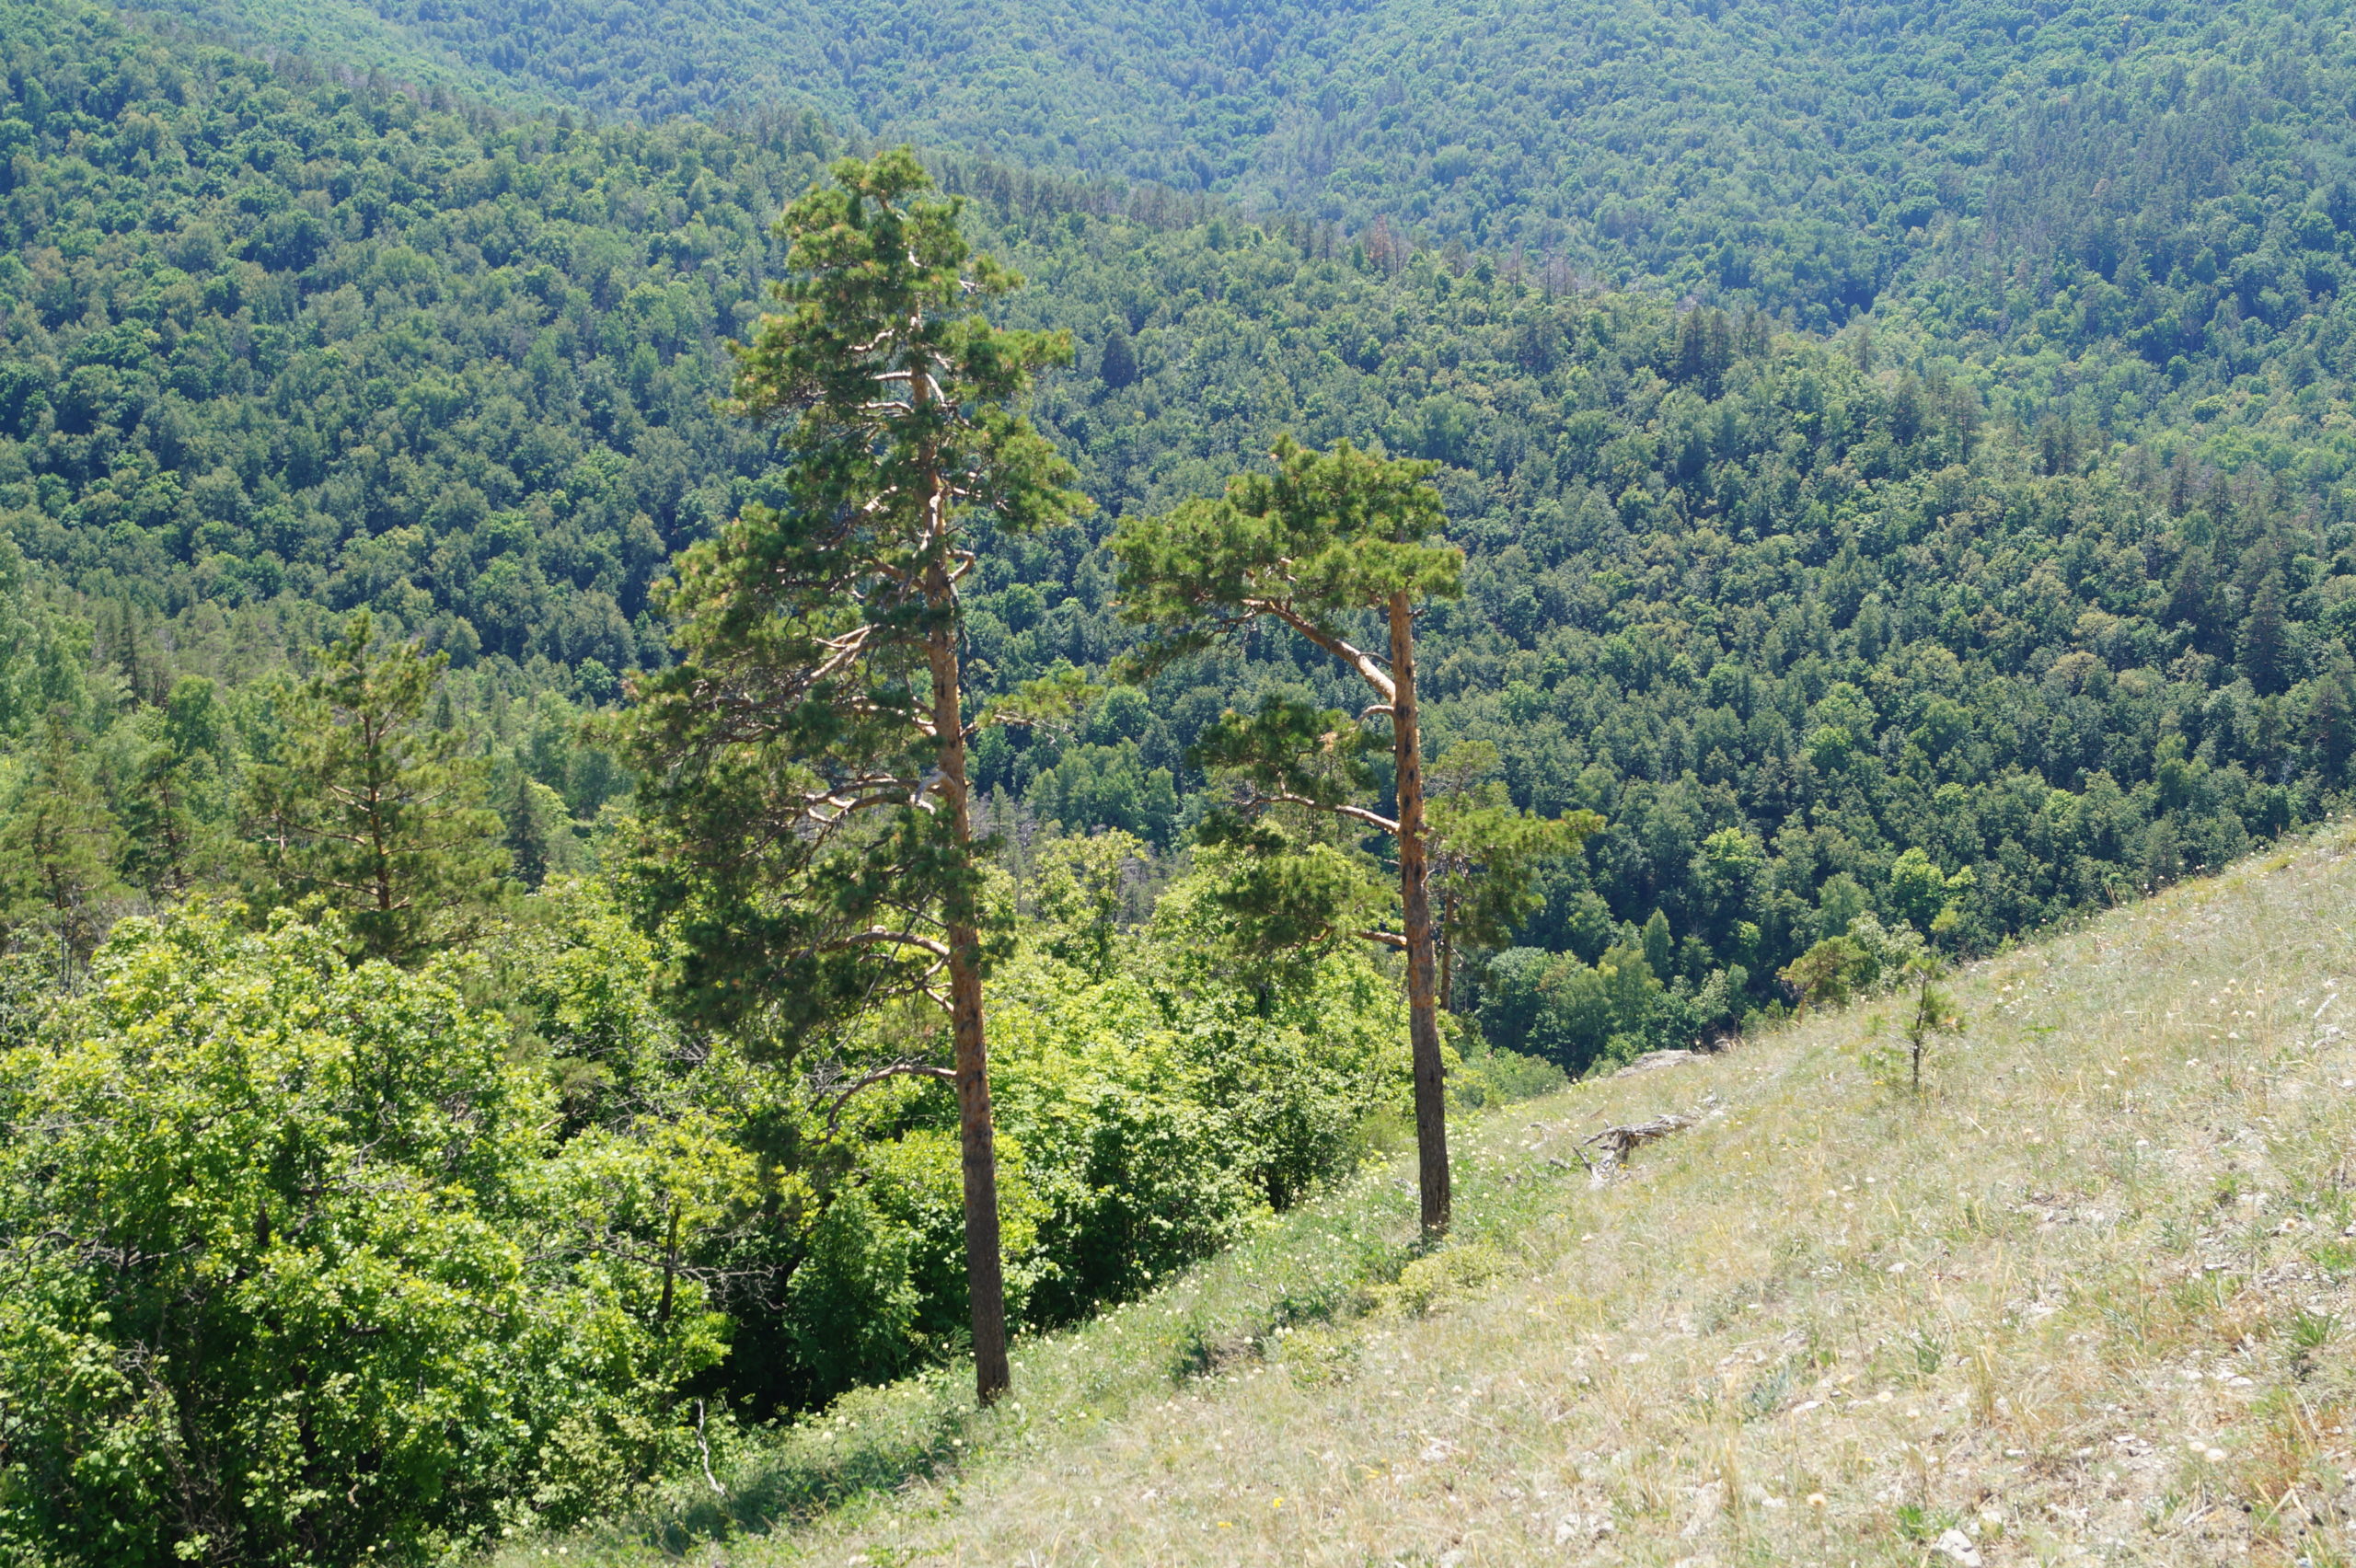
[523, 831, 2356, 1566]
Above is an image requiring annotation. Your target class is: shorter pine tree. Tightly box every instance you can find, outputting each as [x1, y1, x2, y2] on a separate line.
[245, 611, 508, 965]
[119, 676, 236, 901]
[1114, 436, 1465, 1238]
[0, 708, 121, 969]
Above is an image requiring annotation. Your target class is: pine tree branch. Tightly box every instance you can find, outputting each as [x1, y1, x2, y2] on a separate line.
[819, 1058, 957, 1133]
[807, 622, 882, 685]
[811, 928, 953, 961]
[1260, 790, 1400, 835]
[1251, 603, 1396, 700]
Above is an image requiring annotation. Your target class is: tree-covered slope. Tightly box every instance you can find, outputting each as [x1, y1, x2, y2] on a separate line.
[13, 0, 2356, 1060]
[106, 0, 2356, 323]
[990, 210, 2356, 1056]
[13, 10, 2356, 1557]
[0, 2, 833, 684]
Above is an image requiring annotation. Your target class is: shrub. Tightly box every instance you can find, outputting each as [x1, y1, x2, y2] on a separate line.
[0, 910, 732, 1566]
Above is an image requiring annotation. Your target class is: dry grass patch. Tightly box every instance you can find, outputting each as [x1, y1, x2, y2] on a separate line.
[514, 826, 2356, 1566]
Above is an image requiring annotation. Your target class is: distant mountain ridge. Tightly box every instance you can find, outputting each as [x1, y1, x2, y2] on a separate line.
[106, 0, 2356, 321]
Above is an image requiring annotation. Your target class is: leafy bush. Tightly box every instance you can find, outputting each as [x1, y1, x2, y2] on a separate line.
[1475, 941, 1726, 1075]
[461, 859, 1419, 1422]
[0, 909, 734, 1565]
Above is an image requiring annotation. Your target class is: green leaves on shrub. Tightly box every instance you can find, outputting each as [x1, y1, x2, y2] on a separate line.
[0, 910, 734, 1566]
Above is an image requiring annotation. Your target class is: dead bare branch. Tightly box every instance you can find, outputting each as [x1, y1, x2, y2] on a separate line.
[1581, 1113, 1697, 1169]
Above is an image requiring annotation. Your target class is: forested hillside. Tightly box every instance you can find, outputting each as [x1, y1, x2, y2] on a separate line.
[107, 0, 2356, 322]
[10, 0, 2356, 1046]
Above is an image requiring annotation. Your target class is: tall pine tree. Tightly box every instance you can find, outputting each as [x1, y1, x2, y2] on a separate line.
[1113, 436, 1464, 1238]
[618, 149, 1083, 1404]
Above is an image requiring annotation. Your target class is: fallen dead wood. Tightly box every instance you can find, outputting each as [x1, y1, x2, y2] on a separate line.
[1581, 1113, 1696, 1168]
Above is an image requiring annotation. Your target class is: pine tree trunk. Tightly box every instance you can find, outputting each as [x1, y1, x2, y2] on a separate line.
[1390, 592, 1450, 1239]
[1438, 887, 1456, 1013]
[927, 556, 1012, 1405]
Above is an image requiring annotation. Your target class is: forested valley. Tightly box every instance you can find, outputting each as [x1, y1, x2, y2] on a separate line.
[4, 0, 2356, 1560]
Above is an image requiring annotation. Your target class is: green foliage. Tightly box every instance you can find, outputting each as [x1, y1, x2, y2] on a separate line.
[1426, 740, 1601, 1004]
[16, 7, 2356, 1548]
[1025, 828, 1143, 976]
[1445, 1028, 1570, 1112]
[781, 1184, 925, 1398]
[993, 868, 1411, 1312]
[0, 909, 733, 1566]
[1112, 432, 1458, 668]
[1782, 910, 1931, 1020]
[1190, 824, 1388, 970]
[496, 762, 560, 889]
[1114, 433, 1473, 1242]
[243, 609, 510, 964]
[115, 675, 237, 898]
[7, 0, 2356, 1032]
[1780, 935, 1867, 1019]
[519, 845, 1415, 1416]
[1475, 940, 1703, 1077]
[109, 0, 2351, 338]
[1190, 692, 1377, 818]
[1862, 958, 1968, 1095]
[618, 147, 1081, 1044]
[989, 205, 2356, 1018]
[0, 0, 828, 667]
[0, 706, 120, 964]
[0, 539, 85, 736]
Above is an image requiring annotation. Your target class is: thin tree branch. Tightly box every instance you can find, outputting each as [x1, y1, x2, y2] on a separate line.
[821, 1059, 957, 1133]
[812, 928, 953, 960]
[1264, 791, 1400, 835]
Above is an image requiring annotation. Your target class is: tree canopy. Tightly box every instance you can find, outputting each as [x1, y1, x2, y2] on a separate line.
[12, 6, 2356, 1555]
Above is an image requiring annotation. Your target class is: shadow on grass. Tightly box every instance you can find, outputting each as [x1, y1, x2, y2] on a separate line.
[628, 1382, 977, 1552]
[519, 1130, 1577, 1562]
[576, 1227, 1426, 1557]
